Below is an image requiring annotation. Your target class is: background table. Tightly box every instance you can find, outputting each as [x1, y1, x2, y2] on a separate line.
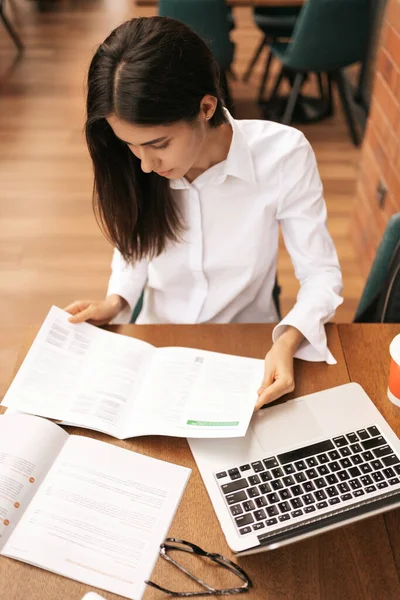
[0, 323, 399, 599]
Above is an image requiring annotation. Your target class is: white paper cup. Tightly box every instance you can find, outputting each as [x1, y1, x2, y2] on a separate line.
[388, 333, 400, 407]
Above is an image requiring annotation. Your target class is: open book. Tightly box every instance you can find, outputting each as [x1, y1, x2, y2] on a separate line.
[0, 413, 190, 600]
[3, 306, 264, 439]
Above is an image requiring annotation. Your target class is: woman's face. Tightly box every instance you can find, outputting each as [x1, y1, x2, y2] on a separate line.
[106, 112, 209, 180]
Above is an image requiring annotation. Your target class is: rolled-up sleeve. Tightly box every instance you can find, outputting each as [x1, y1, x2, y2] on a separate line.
[273, 131, 343, 364]
[106, 249, 148, 324]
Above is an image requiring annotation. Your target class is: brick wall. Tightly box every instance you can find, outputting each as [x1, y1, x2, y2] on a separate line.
[353, 0, 400, 272]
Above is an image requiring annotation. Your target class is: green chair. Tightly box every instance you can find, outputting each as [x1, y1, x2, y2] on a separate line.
[268, 0, 370, 145]
[226, 6, 235, 32]
[243, 6, 302, 103]
[130, 291, 144, 324]
[355, 213, 400, 323]
[159, 0, 235, 112]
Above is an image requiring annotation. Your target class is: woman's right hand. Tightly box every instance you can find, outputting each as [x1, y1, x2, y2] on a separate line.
[64, 294, 127, 325]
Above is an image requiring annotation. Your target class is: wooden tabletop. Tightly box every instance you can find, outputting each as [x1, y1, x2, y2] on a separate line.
[0, 323, 399, 599]
[338, 324, 400, 581]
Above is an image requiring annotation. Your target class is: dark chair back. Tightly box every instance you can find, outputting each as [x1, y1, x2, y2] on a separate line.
[158, 0, 234, 70]
[355, 213, 400, 323]
[255, 6, 302, 19]
[281, 0, 371, 72]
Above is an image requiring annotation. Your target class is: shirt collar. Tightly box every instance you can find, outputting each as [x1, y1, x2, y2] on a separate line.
[169, 109, 256, 190]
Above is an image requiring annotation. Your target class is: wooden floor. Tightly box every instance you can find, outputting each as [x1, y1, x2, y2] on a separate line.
[0, 0, 363, 399]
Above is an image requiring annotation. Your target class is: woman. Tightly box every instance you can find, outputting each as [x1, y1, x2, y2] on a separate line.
[66, 16, 343, 410]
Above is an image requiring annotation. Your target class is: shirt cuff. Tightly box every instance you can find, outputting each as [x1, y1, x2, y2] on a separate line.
[106, 259, 148, 324]
[272, 302, 342, 365]
[106, 293, 135, 324]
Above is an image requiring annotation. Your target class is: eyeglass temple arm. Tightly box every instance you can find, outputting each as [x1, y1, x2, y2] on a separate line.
[161, 551, 217, 591]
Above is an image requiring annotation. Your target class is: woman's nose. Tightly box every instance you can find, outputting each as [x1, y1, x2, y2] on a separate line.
[139, 148, 156, 174]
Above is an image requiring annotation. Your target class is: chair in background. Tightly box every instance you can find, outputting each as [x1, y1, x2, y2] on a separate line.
[130, 291, 144, 324]
[267, 0, 370, 145]
[0, 0, 24, 52]
[225, 6, 237, 81]
[159, 0, 235, 112]
[226, 5, 235, 32]
[354, 213, 400, 323]
[243, 6, 301, 104]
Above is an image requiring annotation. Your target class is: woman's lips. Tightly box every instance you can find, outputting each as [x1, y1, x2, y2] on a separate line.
[156, 169, 173, 177]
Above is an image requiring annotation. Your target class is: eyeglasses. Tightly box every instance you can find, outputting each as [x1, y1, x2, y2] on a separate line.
[145, 538, 252, 597]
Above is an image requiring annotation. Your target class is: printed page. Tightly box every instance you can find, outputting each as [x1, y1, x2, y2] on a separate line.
[2, 306, 155, 437]
[0, 414, 68, 551]
[3, 435, 190, 600]
[123, 346, 264, 438]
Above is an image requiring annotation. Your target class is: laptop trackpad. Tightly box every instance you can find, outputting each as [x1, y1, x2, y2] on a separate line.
[251, 399, 324, 456]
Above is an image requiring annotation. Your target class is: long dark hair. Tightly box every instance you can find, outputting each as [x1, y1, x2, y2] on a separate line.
[85, 16, 227, 262]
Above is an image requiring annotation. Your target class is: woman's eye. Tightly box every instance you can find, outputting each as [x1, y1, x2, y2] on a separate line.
[153, 142, 169, 150]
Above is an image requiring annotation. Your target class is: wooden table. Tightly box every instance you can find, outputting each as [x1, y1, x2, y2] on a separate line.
[0, 323, 399, 599]
[338, 324, 400, 579]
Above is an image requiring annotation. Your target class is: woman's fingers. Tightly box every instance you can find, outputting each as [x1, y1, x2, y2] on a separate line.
[64, 298, 119, 325]
[254, 377, 294, 411]
[64, 300, 103, 323]
[257, 370, 274, 397]
[64, 300, 91, 315]
[68, 305, 96, 324]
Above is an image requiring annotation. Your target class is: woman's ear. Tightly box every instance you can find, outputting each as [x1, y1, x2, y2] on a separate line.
[199, 94, 218, 121]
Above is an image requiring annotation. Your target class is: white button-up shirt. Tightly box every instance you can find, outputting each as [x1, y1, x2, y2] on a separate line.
[107, 112, 343, 364]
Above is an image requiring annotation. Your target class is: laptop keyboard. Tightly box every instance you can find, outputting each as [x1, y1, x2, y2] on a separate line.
[214, 425, 400, 536]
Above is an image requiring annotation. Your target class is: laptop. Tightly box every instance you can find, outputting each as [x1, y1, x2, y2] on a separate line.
[188, 383, 400, 556]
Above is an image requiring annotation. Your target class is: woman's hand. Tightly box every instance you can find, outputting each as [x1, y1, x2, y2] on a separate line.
[64, 294, 127, 326]
[254, 326, 304, 411]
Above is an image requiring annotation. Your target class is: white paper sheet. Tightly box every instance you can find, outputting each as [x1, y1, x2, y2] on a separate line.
[0, 414, 67, 550]
[3, 306, 263, 440]
[3, 435, 190, 600]
[3, 306, 155, 436]
[127, 346, 263, 438]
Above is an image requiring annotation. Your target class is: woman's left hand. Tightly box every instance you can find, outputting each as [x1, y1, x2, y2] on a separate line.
[254, 326, 304, 411]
